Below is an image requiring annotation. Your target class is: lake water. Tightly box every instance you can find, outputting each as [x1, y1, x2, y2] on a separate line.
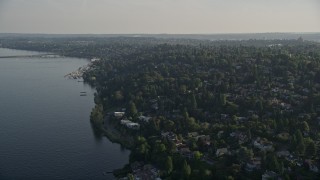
[0, 48, 129, 180]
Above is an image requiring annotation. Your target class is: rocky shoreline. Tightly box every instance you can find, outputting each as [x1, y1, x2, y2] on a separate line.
[64, 64, 91, 79]
[64, 58, 100, 79]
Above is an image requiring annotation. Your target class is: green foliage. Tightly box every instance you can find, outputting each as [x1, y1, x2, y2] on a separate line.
[154, 143, 167, 154]
[305, 138, 317, 157]
[127, 173, 134, 180]
[301, 121, 310, 132]
[237, 147, 253, 162]
[113, 91, 124, 102]
[266, 154, 280, 173]
[220, 93, 227, 106]
[132, 136, 150, 161]
[294, 130, 306, 155]
[90, 104, 104, 127]
[128, 101, 138, 117]
[165, 156, 173, 174]
[193, 151, 202, 161]
[182, 160, 191, 178]
[190, 94, 198, 109]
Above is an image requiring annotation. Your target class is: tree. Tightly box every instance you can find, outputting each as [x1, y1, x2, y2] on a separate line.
[302, 121, 310, 132]
[90, 104, 104, 127]
[295, 130, 304, 144]
[226, 102, 239, 114]
[187, 117, 199, 131]
[134, 136, 150, 161]
[182, 160, 191, 178]
[180, 85, 187, 94]
[296, 141, 306, 155]
[248, 129, 252, 140]
[237, 147, 253, 162]
[194, 151, 202, 161]
[258, 100, 263, 112]
[167, 141, 177, 153]
[154, 143, 167, 154]
[279, 162, 284, 175]
[165, 156, 173, 174]
[190, 94, 198, 109]
[114, 90, 124, 101]
[128, 101, 138, 117]
[200, 169, 212, 180]
[266, 154, 280, 173]
[305, 139, 316, 157]
[163, 120, 175, 132]
[295, 130, 305, 155]
[182, 107, 189, 119]
[127, 173, 134, 180]
[220, 93, 227, 106]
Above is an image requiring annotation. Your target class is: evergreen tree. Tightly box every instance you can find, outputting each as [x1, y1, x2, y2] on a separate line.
[279, 162, 284, 175]
[302, 121, 310, 132]
[128, 101, 138, 117]
[190, 94, 198, 109]
[182, 107, 189, 119]
[248, 129, 252, 140]
[267, 154, 280, 172]
[220, 93, 227, 106]
[165, 156, 173, 174]
[295, 130, 305, 155]
[258, 100, 263, 112]
[90, 104, 104, 127]
[296, 141, 305, 155]
[127, 173, 134, 180]
[238, 147, 253, 162]
[305, 139, 316, 157]
[182, 160, 191, 178]
[194, 151, 202, 161]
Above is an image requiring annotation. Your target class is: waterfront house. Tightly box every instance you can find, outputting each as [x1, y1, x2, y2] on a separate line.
[121, 119, 140, 130]
[114, 112, 125, 118]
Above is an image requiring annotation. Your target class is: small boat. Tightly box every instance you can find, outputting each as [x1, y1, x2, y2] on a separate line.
[80, 91, 86, 93]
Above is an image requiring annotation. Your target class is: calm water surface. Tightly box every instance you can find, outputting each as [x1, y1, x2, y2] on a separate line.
[0, 48, 129, 180]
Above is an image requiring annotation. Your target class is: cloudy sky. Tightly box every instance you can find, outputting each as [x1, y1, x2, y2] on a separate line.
[0, 0, 319, 34]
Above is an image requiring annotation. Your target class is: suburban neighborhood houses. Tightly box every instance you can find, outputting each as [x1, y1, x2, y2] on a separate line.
[90, 39, 320, 179]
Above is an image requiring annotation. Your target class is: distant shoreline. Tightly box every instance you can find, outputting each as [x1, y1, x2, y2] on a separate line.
[1, 32, 320, 42]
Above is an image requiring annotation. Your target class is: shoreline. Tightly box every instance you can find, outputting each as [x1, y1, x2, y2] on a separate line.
[101, 116, 134, 150]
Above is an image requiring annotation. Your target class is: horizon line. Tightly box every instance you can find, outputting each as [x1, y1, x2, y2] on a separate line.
[1, 32, 320, 35]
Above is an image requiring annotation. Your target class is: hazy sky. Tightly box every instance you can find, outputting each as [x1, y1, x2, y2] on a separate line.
[0, 0, 319, 34]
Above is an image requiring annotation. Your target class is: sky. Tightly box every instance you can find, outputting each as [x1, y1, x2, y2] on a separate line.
[0, 0, 319, 34]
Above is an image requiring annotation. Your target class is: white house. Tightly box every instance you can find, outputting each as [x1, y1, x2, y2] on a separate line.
[121, 119, 140, 130]
[114, 112, 125, 118]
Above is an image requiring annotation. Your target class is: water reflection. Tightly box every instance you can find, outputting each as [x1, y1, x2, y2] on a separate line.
[90, 123, 103, 142]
